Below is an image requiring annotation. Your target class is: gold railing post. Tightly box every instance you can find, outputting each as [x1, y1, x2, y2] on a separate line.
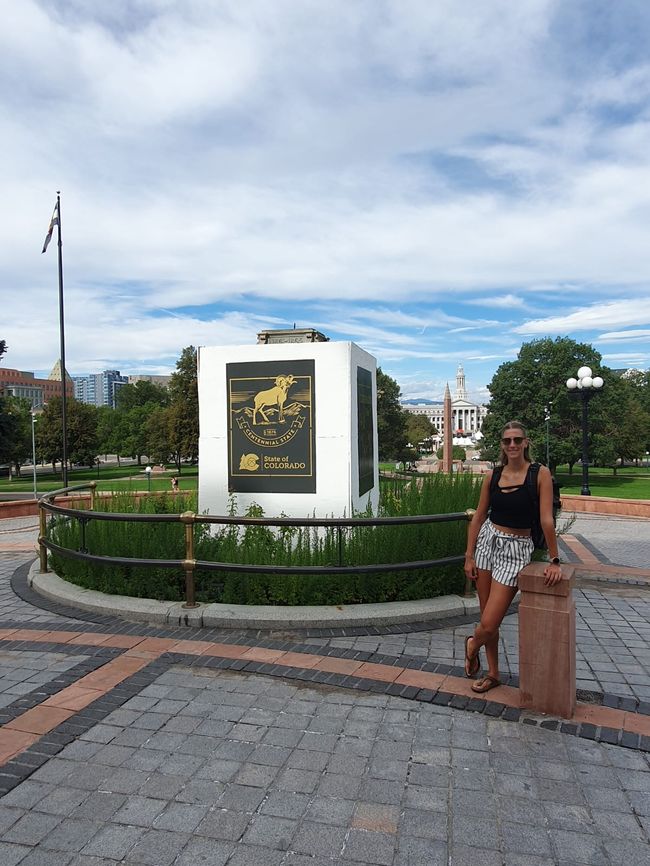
[89, 480, 97, 511]
[38, 502, 48, 573]
[463, 508, 476, 597]
[180, 511, 198, 608]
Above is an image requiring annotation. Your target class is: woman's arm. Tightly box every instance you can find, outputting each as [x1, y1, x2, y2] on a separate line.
[538, 465, 562, 585]
[464, 471, 492, 580]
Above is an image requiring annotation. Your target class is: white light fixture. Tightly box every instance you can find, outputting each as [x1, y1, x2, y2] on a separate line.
[566, 367, 604, 496]
[569, 367, 603, 391]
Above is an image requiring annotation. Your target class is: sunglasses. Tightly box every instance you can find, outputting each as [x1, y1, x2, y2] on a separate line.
[501, 436, 525, 445]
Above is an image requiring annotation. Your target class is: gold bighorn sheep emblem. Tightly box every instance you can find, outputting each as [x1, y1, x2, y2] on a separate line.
[253, 375, 297, 425]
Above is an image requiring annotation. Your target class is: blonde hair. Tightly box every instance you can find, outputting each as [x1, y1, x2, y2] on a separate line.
[500, 420, 531, 465]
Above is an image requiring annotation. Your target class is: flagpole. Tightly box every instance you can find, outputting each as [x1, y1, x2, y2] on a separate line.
[56, 191, 69, 488]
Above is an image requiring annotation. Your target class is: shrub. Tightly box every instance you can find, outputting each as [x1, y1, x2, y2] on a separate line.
[48, 473, 481, 604]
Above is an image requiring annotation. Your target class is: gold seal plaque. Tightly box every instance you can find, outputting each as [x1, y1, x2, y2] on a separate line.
[227, 360, 316, 493]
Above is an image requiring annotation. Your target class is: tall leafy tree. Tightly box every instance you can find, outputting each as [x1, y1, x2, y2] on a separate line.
[482, 337, 604, 471]
[405, 413, 436, 451]
[4, 397, 32, 476]
[591, 375, 650, 471]
[67, 401, 99, 467]
[116, 380, 169, 411]
[36, 397, 65, 474]
[112, 381, 171, 464]
[164, 346, 199, 471]
[0, 400, 21, 476]
[622, 369, 650, 457]
[36, 397, 98, 473]
[96, 406, 130, 465]
[482, 337, 650, 473]
[0, 340, 17, 475]
[376, 368, 408, 460]
[145, 406, 172, 466]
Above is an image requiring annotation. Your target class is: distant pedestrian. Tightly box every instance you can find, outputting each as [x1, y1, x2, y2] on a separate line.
[171, 476, 178, 492]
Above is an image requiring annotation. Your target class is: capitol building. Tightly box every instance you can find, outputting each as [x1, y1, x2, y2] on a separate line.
[401, 364, 488, 444]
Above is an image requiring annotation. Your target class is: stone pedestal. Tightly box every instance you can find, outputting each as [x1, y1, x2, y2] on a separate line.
[518, 562, 576, 718]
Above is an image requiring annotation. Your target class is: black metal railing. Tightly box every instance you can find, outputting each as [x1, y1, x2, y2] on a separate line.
[38, 482, 475, 607]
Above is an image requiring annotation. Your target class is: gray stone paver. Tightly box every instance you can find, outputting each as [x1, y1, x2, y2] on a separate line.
[1, 530, 650, 864]
[1, 666, 648, 864]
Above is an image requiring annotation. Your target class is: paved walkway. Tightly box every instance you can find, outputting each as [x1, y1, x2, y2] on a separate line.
[0, 514, 648, 864]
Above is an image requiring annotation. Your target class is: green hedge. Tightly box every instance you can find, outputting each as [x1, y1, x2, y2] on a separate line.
[48, 474, 481, 605]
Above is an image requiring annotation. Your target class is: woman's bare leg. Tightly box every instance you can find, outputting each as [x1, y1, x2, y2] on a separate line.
[473, 569, 500, 677]
[467, 579, 517, 679]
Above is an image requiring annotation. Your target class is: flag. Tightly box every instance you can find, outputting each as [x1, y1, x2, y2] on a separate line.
[41, 202, 59, 253]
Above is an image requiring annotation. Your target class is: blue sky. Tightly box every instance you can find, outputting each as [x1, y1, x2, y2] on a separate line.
[2, 0, 650, 406]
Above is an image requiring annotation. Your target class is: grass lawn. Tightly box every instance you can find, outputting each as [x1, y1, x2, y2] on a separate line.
[0, 464, 198, 494]
[555, 466, 650, 500]
[3, 460, 647, 500]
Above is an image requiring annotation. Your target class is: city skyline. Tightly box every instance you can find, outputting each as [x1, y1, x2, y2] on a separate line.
[3, 2, 650, 404]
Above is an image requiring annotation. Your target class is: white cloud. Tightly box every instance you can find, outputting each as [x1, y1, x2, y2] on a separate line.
[465, 294, 529, 310]
[598, 329, 650, 342]
[2, 0, 650, 390]
[515, 299, 650, 335]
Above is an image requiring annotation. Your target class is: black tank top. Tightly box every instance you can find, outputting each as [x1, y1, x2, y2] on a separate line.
[489, 470, 536, 529]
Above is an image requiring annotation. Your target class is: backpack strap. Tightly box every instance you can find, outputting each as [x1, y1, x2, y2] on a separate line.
[490, 465, 503, 497]
[526, 462, 541, 506]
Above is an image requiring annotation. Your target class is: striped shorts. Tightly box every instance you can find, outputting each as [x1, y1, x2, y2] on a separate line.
[474, 519, 534, 588]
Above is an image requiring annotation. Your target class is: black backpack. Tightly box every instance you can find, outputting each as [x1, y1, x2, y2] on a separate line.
[490, 462, 561, 550]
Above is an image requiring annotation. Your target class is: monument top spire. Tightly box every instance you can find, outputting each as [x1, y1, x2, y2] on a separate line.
[455, 363, 467, 400]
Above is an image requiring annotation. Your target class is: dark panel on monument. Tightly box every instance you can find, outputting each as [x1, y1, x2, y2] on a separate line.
[227, 360, 316, 493]
[357, 366, 374, 497]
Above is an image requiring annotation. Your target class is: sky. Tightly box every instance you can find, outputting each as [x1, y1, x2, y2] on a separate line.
[2, 0, 650, 406]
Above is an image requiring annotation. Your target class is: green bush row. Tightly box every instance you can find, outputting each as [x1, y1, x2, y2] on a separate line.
[47, 474, 481, 605]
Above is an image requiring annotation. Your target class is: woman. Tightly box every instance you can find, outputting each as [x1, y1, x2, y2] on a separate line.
[463, 421, 562, 693]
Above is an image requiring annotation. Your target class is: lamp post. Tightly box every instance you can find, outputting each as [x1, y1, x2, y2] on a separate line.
[144, 465, 152, 493]
[31, 413, 38, 499]
[566, 366, 604, 496]
[544, 402, 552, 467]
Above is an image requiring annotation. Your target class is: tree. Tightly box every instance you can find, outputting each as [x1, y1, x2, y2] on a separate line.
[482, 337, 650, 473]
[67, 401, 99, 466]
[36, 398, 98, 473]
[145, 406, 173, 466]
[3, 397, 32, 476]
[0, 340, 18, 475]
[96, 406, 130, 465]
[482, 337, 604, 471]
[622, 369, 650, 457]
[436, 445, 467, 461]
[590, 375, 650, 471]
[405, 414, 436, 451]
[0, 400, 21, 476]
[116, 380, 169, 411]
[376, 368, 408, 460]
[165, 346, 199, 471]
[36, 398, 64, 473]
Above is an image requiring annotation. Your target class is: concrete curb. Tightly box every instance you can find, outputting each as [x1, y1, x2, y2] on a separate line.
[28, 561, 481, 628]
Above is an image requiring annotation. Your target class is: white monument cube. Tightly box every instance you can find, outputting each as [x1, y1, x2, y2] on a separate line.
[198, 341, 379, 518]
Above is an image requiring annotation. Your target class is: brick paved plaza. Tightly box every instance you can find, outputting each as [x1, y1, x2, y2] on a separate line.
[0, 514, 648, 864]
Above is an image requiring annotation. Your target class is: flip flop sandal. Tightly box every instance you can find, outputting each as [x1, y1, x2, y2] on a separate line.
[471, 675, 501, 693]
[464, 635, 480, 678]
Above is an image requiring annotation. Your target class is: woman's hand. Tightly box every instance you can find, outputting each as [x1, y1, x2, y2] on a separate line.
[543, 562, 563, 586]
[464, 555, 478, 582]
